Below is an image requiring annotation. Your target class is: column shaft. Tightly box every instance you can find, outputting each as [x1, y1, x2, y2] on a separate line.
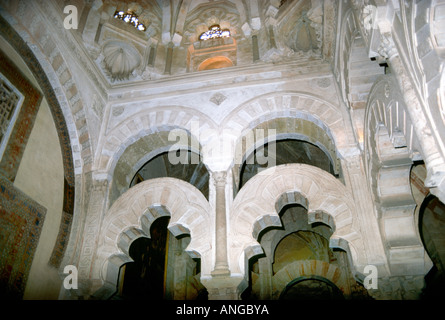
[212, 171, 230, 276]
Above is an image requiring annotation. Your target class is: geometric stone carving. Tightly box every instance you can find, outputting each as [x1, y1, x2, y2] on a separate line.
[0, 77, 20, 147]
[210, 92, 227, 106]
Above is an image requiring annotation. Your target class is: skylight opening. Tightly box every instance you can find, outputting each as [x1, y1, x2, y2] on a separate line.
[199, 25, 230, 41]
[114, 10, 146, 31]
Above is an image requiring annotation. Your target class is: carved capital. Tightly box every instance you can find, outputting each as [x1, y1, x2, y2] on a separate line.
[213, 171, 227, 188]
[378, 32, 398, 60]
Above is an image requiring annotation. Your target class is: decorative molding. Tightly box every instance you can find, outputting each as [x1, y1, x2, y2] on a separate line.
[364, 74, 431, 276]
[0, 49, 42, 182]
[0, 13, 77, 273]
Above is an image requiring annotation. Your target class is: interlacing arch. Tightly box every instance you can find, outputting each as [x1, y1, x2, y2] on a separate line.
[364, 74, 430, 275]
[228, 163, 365, 281]
[93, 178, 212, 298]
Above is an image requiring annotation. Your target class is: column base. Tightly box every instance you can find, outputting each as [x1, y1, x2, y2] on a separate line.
[211, 267, 231, 277]
[201, 275, 248, 300]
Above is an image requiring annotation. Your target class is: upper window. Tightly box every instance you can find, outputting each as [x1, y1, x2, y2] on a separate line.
[113, 10, 146, 31]
[199, 25, 230, 41]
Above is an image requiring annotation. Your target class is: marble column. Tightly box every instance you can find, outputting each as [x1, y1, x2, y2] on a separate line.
[268, 24, 277, 49]
[252, 34, 260, 62]
[164, 42, 174, 75]
[211, 171, 230, 276]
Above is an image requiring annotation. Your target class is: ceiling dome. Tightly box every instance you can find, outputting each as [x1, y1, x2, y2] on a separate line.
[102, 40, 141, 81]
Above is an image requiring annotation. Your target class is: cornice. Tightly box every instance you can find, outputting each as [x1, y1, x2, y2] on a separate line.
[106, 58, 332, 103]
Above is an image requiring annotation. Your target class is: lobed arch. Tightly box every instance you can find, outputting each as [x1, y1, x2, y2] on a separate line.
[364, 74, 431, 275]
[93, 177, 212, 298]
[260, 197, 335, 265]
[364, 75, 422, 206]
[228, 163, 365, 282]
